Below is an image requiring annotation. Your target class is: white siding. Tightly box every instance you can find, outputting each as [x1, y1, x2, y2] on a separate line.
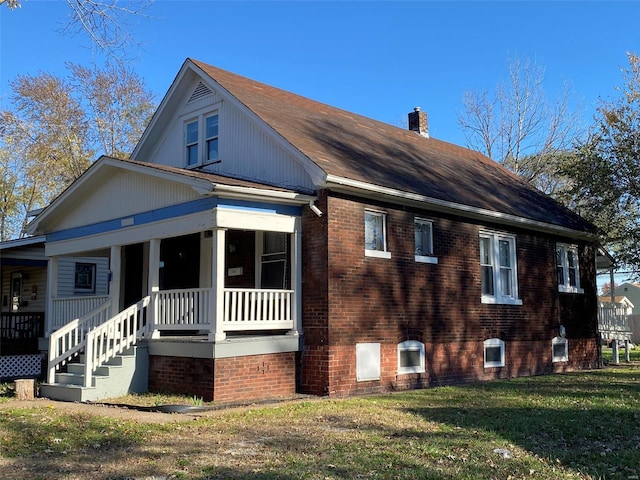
[149, 83, 315, 192]
[53, 170, 201, 231]
[57, 257, 109, 297]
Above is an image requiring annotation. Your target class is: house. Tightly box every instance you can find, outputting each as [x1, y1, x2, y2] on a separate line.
[0, 236, 112, 380]
[23, 58, 600, 403]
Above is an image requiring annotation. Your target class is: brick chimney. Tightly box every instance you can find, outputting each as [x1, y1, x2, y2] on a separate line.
[408, 107, 429, 138]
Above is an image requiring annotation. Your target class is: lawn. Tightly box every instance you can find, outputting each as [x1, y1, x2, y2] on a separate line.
[1, 366, 640, 479]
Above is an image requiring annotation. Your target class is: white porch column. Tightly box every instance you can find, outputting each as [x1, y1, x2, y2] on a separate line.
[288, 221, 302, 337]
[109, 245, 122, 314]
[45, 256, 58, 335]
[209, 228, 226, 341]
[148, 238, 161, 339]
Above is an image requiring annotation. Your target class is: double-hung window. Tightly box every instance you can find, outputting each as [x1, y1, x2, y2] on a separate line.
[184, 112, 219, 167]
[205, 114, 219, 162]
[365, 210, 391, 258]
[415, 218, 437, 264]
[556, 243, 583, 293]
[479, 231, 521, 305]
[186, 120, 199, 166]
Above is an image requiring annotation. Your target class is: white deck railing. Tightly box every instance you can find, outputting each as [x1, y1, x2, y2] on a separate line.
[152, 288, 211, 331]
[223, 288, 294, 331]
[83, 296, 150, 387]
[47, 287, 295, 382]
[47, 299, 113, 383]
[51, 295, 110, 331]
[598, 302, 633, 339]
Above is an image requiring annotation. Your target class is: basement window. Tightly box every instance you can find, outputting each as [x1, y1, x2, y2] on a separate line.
[484, 338, 505, 368]
[397, 340, 425, 374]
[552, 337, 568, 362]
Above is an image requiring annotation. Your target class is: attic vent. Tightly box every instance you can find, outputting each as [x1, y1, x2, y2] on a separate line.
[189, 82, 213, 102]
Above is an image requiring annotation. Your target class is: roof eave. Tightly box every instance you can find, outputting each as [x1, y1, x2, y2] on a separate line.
[325, 174, 598, 242]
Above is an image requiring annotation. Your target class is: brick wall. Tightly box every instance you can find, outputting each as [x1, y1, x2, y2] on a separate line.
[300, 192, 599, 397]
[149, 352, 296, 403]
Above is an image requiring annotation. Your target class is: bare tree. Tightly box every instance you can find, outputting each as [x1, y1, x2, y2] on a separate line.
[458, 56, 583, 194]
[1, 0, 154, 58]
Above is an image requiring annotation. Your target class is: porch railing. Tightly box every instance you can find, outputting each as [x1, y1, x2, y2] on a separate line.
[598, 302, 633, 340]
[153, 288, 211, 331]
[223, 288, 294, 331]
[83, 296, 150, 387]
[51, 295, 110, 331]
[47, 299, 113, 383]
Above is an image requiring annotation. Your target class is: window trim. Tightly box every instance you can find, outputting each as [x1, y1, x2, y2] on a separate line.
[484, 338, 505, 368]
[74, 262, 97, 294]
[414, 217, 438, 264]
[479, 230, 522, 305]
[397, 340, 426, 374]
[364, 209, 391, 259]
[556, 243, 584, 294]
[183, 111, 220, 168]
[552, 336, 569, 363]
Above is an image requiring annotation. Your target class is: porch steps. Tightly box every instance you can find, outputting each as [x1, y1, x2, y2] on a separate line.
[40, 345, 149, 403]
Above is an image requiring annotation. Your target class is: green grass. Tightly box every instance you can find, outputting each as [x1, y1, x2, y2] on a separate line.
[601, 345, 640, 363]
[2, 367, 640, 479]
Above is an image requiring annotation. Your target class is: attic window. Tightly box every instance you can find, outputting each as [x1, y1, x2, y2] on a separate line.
[189, 82, 213, 103]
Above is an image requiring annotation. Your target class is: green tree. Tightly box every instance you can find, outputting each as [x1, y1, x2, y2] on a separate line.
[564, 52, 640, 274]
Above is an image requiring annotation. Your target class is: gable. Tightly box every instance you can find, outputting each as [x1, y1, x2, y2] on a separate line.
[36, 167, 202, 234]
[132, 68, 319, 194]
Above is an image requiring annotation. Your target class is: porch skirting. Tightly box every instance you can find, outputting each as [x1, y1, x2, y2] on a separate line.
[148, 351, 296, 403]
[144, 335, 300, 402]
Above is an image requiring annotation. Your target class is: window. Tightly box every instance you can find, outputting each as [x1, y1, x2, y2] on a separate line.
[556, 243, 583, 293]
[480, 231, 521, 305]
[484, 338, 505, 368]
[260, 231, 287, 289]
[184, 112, 219, 167]
[74, 262, 96, 293]
[552, 336, 568, 362]
[397, 340, 426, 374]
[205, 114, 219, 162]
[415, 218, 437, 264]
[186, 120, 198, 166]
[365, 210, 391, 258]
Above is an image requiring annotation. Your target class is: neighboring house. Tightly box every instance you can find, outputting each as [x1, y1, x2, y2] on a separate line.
[0, 237, 111, 379]
[22, 58, 600, 403]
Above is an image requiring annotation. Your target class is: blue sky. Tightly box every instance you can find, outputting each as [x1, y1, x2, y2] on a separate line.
[2, 1, 640, 149]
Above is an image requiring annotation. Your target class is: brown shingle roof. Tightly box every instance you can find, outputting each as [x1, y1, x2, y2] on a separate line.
[192, 59, 594, 234]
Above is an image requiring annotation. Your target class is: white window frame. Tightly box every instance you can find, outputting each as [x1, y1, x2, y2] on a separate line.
[204, 114, 219, 163]
[552, 336, 568, 362]
[74, 262, 97, 294]
[183, 111, 220, 168]
[397, 340, 426, 374]
[479, 231, 522, 305]
[484, 338, 505, 368]
[556, 243, 583, 294]
[414, 217, 437, 264]
[365, 210, 391, 259]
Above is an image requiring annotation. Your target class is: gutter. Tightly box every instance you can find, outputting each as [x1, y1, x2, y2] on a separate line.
[325, 174, 598, 242]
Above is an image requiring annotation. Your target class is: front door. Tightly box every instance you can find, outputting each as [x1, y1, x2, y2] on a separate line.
[123, 243, 144, 308]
